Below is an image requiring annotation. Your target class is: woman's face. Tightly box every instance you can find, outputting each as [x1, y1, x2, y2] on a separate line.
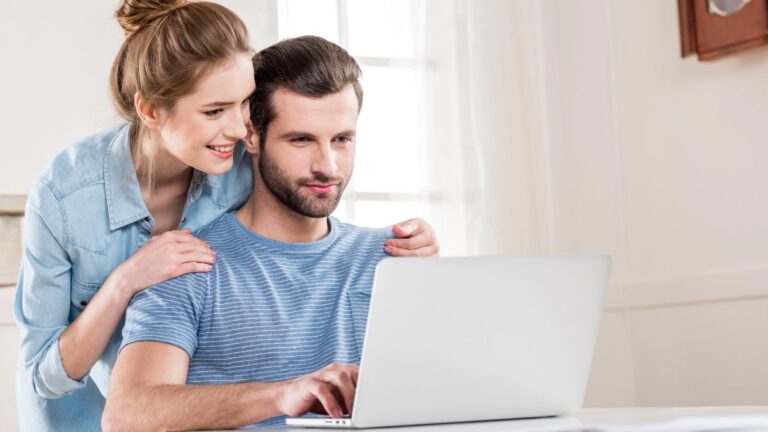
[156, 52, 256, 176]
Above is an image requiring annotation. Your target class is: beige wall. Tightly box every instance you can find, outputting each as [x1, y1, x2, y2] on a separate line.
[521, 0, 768, 406]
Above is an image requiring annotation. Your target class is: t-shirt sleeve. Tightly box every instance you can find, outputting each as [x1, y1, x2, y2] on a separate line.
[120, 272, 208, 358]
[350, 226, 395, 296]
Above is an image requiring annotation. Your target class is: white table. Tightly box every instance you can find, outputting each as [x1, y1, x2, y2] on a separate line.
[232, 406, 768, 431]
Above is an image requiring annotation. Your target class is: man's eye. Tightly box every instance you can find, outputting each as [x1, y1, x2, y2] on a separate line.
[291, 137, 309, 143]
[204, 108, 224, 117]
[335, 136, 351, 143]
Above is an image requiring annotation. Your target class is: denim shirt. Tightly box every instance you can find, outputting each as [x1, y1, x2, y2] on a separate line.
[14, 124, 252, 431]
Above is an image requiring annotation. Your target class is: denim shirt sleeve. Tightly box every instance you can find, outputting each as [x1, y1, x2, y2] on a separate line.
[14, 179, 89, 399]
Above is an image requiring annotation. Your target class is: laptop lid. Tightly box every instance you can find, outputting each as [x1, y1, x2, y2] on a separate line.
[350, 255, 610, 428]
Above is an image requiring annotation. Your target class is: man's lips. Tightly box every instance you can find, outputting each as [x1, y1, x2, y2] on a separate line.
[305, 184, 336, 193]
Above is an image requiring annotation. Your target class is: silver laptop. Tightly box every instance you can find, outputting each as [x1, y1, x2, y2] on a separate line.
[287, 255, 610, 429]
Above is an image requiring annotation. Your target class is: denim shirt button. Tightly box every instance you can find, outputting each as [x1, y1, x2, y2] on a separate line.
[80, 300, 88, 307]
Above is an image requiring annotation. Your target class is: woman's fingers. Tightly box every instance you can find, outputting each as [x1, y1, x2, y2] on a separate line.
[179, 250, 216, 265]
[174, 261, 213, 277]
[387, 218, 439, 257]
[385, 233, 439, 257]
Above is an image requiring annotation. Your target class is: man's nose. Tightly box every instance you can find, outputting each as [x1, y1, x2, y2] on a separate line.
[311, 142, 338, 178]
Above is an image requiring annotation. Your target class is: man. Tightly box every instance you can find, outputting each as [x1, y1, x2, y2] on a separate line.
[102, 36, 425, 431]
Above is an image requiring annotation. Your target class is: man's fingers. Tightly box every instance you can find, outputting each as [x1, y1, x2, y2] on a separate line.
[319, 371, 356, 415]
[327, 364, 359, 382]
[310, 381, 344, 418]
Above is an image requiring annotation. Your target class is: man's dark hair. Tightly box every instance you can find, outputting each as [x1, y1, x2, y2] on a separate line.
[250, 35, 363, 146]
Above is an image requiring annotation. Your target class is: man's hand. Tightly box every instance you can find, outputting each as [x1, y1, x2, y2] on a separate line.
[276, 363, 359, 419]
[386, 218, 440, 257]
[105, 344, 358, 431]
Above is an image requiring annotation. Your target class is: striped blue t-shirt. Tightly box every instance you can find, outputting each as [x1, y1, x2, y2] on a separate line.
[121, 212, 393, 426]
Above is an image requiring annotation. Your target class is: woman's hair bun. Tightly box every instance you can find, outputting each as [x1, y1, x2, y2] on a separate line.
[116, 0, 189, 36]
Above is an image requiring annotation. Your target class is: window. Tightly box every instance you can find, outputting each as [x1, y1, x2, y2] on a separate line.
[277, 0, 431, 228]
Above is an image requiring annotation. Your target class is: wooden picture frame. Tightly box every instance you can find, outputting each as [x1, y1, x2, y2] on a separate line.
[678, 0, 768, 60]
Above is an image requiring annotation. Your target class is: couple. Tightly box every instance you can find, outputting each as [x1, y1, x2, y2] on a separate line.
[106, 36, 393, 430]
[14, 2, 438, 431]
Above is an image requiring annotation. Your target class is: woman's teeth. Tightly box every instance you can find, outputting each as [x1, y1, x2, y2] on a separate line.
[209, 145, 234, 153]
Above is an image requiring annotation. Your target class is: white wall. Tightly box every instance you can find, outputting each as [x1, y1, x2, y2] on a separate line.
[607, 0, 768, 406]
[510, 0, 768, 406]
[0, 0, 277, 196]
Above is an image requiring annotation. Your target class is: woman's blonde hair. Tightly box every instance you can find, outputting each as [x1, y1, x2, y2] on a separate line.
[110, 0, 251, 188]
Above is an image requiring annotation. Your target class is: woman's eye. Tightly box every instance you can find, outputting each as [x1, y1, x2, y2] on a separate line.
[204, 108, 224, 118]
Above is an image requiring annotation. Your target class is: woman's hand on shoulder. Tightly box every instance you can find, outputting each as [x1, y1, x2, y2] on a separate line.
[384, 218, 440, 257]
[111, 228, 216, 297]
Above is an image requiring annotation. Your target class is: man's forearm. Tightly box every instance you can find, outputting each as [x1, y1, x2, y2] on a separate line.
[103, 380, 288, 431]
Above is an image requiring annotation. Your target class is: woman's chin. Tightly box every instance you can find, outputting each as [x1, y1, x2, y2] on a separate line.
[198, 159, 234, 176]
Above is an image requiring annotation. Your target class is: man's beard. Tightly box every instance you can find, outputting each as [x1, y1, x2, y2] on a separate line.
[258, 151, 348, 218]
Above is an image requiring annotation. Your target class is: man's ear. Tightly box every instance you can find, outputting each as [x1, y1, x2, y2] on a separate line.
[134, 93, 162, 129]
[244, 121, 260, 157]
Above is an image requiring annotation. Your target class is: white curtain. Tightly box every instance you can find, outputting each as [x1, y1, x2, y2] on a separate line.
[267, 0, 554, 256]
[415, 0, 551, 256]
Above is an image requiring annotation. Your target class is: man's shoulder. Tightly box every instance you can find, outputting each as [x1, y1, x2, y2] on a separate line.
[193, 211, 240, 244]
[136, 269, 210, 305]
[334, 218, 393, 238]
[331, 218, 394, 257]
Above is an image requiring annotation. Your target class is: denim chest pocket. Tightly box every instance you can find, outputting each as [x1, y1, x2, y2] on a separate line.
[62, 184, 111, 255]
[68, 239, 119, 310]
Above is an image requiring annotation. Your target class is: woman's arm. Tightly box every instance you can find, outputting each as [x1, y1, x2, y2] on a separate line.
[15, 181, 216, 397]
[59, 228, 215, 381]
[15, 180, 87, 398]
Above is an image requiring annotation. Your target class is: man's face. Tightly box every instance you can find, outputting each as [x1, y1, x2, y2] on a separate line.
[254, 84, 358, 218]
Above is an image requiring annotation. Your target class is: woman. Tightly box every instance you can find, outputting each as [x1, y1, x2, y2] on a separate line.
[14, 1, 438, 430]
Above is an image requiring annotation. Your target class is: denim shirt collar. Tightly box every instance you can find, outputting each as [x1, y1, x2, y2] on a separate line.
[103, 125, 217, 231]
[104, 125, 150, 231]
